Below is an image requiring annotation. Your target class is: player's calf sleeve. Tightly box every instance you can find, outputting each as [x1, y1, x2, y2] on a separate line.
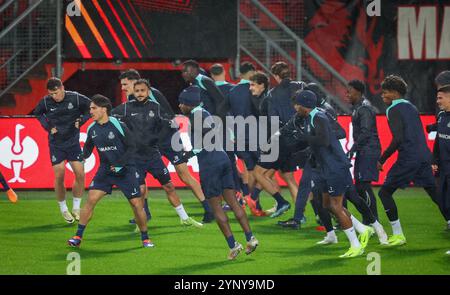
[317, 203, 333, 232]
[345, 186, 376, 224]
[310, 199, 319, 216]
[424, 186, 450, 221]
[378, 186, 399, 222]
[314, 191, 333, 232]
[356, 181, 379, 220]
[0, 174, 9, 190]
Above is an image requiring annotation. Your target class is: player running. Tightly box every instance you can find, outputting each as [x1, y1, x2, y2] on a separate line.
[68, 95, 153, 248]
[179, 86, 258, 260]
[112, 79, 203, 228]
[294, 90, 364, 258]
[431, 85, 450, 231]
[377, 75, 448, 245]
[34, 78, 90, 223]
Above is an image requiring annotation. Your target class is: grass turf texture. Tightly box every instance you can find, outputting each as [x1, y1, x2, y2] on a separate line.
[0, 188, 449, 275]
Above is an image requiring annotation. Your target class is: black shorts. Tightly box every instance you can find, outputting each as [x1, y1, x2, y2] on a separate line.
[236, 150, 259, 171]
[199, 160, 235, 199]
[354, 154, 379, 182]
[159, 130, 188, 165]
[257, 152, 297, 173]
[49, 143, 83, 166]
[136, 153, 171, 186]
[89, 166, 141, 199]
[383, 160, 435, 189]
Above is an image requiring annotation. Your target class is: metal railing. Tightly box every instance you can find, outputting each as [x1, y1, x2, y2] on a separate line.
[237, 0, 351, 114]
[0, 0, 62, 100]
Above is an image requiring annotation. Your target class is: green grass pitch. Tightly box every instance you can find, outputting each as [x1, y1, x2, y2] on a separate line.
[0, 188, 449, 275]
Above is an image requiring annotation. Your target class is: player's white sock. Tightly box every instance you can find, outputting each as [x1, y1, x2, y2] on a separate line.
[447, 220, 450, 226]
[371, 220, 383, 232]
[327, 230, 337, 240]
[350, 215, 367, 234]
[73, 197, 82, 210]
[175, 204, 189, 220]
[343, 227, 361, 248]
[58, 200, 68, 213]
[390, 219, 403, 236]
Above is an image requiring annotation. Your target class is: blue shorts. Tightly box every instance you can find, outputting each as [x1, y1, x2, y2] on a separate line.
[160, 145, 187, 166]
[257, 152, 297, 173]
[199, 160, 235, 199]
[318, 168, 353, 197]
[89, 166, 141, 199]
[311, 172, 326, 196]
[136, 153, 171, 186]
[236, 150, 259, 171]
[354, 154, 379, 182]
[383, 160, 435, 189]
[49, 143, 83, 166]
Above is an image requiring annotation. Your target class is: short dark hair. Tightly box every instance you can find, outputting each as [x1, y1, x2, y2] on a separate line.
[381, 75, 407, 96]
[240, 62, 255, 75]
[91, 94, 112, 115]
[209, 64, 224, 76]
[119, 69, 140, 81]
[46, 77, 62, 90]
[182, 59, 199, 69]
[249, 71, 269, 90]
[348, 79, 365, 94]
[271, 61, 290, 79]
[304, 83, 325, 102]
[435, 71, 450, 87]
[133, 79, 151, 89]
[438, 85, 450, 94]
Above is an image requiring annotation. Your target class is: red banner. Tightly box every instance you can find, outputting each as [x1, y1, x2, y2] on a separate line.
[0, 115, 437, 189]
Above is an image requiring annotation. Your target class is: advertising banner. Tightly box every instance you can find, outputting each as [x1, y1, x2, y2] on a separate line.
[0, 115, 437, 189]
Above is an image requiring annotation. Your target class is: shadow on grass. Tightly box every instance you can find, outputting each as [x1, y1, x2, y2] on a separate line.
[49, 245, 143, 261]
[0, 223, 73, 235]
[157, 258, 252, 275]
[282, 256, 356, 274]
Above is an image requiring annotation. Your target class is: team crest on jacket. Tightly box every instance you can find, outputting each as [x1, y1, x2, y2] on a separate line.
[68, 102, 74, 110]
[149, 110, 155, 117]
[447, 121, 450, 128]
[108, 131, 115, 139]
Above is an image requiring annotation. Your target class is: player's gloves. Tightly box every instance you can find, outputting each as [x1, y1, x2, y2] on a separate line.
[181, 150, 195, 162]
[108, 165, 127, 176]
[426, 123, 437, 133]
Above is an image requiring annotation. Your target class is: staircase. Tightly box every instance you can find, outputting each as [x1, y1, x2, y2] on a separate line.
[238, 0, 351, 114]
[0, 0, 61, 115]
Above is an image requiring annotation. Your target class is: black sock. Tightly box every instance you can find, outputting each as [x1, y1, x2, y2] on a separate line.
[141, 231, 149, 241]
[272, 192, 287, 207]
[76, 224, 86, 238]
[144, 199, 151, 217]
[315, 194, 333, 232]
[201, 200, 212, 214]
[378, 186, 398, 222]
[356, 181, 379, 220]
[0, 173, 9, 190]
[345, 186, 376, 224]
[240, 180, 249, 196]
[310, 199, 319, 216]
[251, 188, 261, 201]
[255, 198, 262, 210]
